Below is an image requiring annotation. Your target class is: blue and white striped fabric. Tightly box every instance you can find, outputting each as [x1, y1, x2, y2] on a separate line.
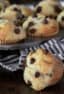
[0, 50, 20, 71]
[0, 38, 64, 72]
[19, 38, 64, 69]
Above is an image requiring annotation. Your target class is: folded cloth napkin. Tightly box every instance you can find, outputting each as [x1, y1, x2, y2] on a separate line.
[0, 37, 64, 72]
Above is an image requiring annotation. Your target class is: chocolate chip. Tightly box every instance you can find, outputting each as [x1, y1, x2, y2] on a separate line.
[14, 28, 20, 34]
[26, 22, 34, 32]
[43, 19, 48, 24]
[21, 15, 25, 19]
[17, 14, 25, 20]
[17, 14, 25, 21]
[28, 22, 34, 27]
[35, 72, 40, 78]
[45, 16, 49, 19]
[54, 6, 61, 13]
[13, 8, 21, 12]
[62, 16, 64, 21]
[27, 80, 32, 87]
[36, 6, 42, 13]
[54, 16, 57, 19]
[30, 58, 35, 64]
[29, 28, 36, 34]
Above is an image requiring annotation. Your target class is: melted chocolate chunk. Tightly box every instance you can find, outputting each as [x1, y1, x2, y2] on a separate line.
[21, 15, 25, 19]
[43, 18, 48, 24]
[54, 6, 61, 13]
[27, 80, 32, 87]
[35, 72, 40, 78]
[36, 6, 42, 13]
[28, 22, 34, 27]
[49, 15, 54, 19]
[13, 8, 21, 12]
[26, 22, 34, 32]
[17, 14, 25, 20]
[30, 58, 35, 64]
[62, 16, 64, 21]
[14, 28, 20, 34]
[29, 28, 36, 34]
[53, 16, 57, 19]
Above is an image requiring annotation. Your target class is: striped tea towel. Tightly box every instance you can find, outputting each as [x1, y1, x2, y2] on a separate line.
[0, 37, 64, 72]
[0, 50, 20, 71]
[19, 37, 64, 68]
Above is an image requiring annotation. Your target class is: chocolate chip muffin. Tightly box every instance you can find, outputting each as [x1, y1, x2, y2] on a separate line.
[5, 4, 33, 16]
[0, 19, 26, 44]
[23, 48, 64, 91]
[57, 10, 64, 28]
[34, 0, 62, 18]
[23, 16, 59, 37]
[0, 4, 33, 25]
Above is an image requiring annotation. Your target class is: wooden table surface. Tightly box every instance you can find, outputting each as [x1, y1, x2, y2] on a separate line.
[0, 70, 63, 94]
